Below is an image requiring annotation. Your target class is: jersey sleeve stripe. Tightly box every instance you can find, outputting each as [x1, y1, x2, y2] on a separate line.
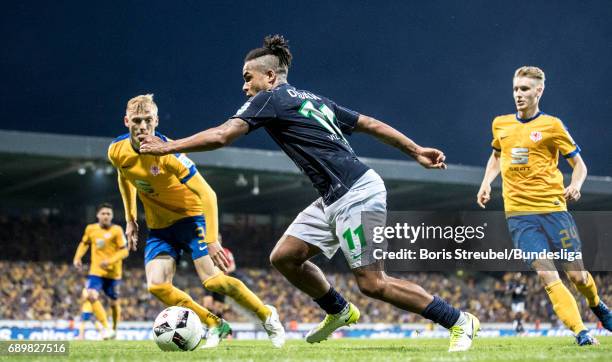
[155, 131, 169, 142]
[180, 165, 198, 183]
[111, 133, 130, 144]
[562, 145, 581, 159]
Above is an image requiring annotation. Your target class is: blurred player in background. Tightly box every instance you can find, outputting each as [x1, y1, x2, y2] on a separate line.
[477, 66, 612, 345]
[108, 94, 284, 348]
[139, 35, 479, 352]
[73, 203, 128, 339]
[507, 273, 527, 333]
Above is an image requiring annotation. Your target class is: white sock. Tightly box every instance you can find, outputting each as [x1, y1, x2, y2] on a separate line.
[336, 303, 350, 316]
[453, 312, 468, 327]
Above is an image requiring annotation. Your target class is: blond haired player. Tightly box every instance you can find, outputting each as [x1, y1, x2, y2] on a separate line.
[73, 203, 128, 340]
[108, 94, 284, 348]
[477, 66, 611, 345]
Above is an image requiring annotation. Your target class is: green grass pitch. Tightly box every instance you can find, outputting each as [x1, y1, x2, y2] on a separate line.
[3, 337, 611, 362]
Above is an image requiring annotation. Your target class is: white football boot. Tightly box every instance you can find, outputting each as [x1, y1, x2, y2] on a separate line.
[448, 312, 479, 352]
[262, 305, 286, 348]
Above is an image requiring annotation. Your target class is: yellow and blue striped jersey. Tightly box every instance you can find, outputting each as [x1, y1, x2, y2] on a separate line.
[491, 112, 580, 214]
[107, 133, 203, 229]
[81, 223, 126, 279]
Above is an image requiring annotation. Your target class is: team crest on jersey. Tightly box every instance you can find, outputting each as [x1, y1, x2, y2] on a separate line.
[104, 233, 111, 239]
[529, 131, 542, 142]
[150, 164, 160, 176]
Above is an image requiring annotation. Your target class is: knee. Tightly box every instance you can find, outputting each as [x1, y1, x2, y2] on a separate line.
[269, 236, 311, 270]
[86, 289, 98, 302]
[356, 274, 387, 299]
[536, 270, 559, 286]
[270, 247, 299, 270]
[568, 272, 589, 287]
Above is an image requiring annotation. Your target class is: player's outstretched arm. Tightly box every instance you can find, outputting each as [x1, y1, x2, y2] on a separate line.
[564, 154, 587, 202]
[117, 173, 139, 251]
[184, 173, 229, 273]
[139, 118, 249, 155]
[354, 114, 447, 169]
[477, 150, 501, 208]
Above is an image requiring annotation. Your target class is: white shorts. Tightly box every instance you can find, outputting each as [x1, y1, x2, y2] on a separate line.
[511, 302, 525, 313]
[285, 169, 387, 269]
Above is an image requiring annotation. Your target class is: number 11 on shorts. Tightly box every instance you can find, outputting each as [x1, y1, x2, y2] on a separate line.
[342, 225, 366, 251]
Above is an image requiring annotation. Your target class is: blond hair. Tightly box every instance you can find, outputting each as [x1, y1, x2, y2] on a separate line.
[126, 94, 158, 117]
[514, 66, 545, 86]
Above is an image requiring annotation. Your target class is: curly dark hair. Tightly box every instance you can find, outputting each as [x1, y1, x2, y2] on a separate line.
[244, 34, 292, 75]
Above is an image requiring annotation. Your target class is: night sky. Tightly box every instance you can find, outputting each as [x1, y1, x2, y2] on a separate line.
[1, 0, 611, 175]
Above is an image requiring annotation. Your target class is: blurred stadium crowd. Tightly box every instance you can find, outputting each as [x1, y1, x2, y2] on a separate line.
[2, 261, 610, 325]
[0, 212, 610, 325]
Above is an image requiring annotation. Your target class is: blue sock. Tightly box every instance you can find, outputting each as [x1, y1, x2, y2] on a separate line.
[421, 296, 461, 329]
[314, 287, 348, 315]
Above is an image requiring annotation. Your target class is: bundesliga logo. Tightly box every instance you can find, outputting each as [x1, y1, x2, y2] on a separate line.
[530, 131, 542, 142]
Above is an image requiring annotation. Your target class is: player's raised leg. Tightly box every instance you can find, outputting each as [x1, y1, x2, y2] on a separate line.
[194, 254, 285, 348]
[270, 234, 360, 343]
[145, 255, 227, 341]
[565, 267, 612, 332]
[352, 267, 478, 352]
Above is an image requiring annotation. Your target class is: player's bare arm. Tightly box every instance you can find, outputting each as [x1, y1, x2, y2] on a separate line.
[355, 114, 447, 169]
[73, 240, 89, 270]
[564, 154, 587, 202]
[183, 173, 230, 272]
[139, 118, 249, 155]
[117, 173, 139, 250]
[477, 150, 501, 208]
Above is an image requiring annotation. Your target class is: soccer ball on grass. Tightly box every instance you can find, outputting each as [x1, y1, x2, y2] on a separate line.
[152, 306, 203, 351]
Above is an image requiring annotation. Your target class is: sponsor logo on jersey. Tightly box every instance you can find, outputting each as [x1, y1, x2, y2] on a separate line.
[510, 147, 529, 164]
[529, 131, 542, 142]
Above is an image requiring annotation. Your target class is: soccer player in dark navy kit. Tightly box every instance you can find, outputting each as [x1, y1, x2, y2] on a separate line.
[140, 35, 478, 352]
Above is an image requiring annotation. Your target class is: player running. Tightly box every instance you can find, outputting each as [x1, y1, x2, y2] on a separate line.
[507, 273, 527, 334]
[73, 203, 128, 340]
[477, 66, 612, 345]
[108, 94, 284, 348]
[139, 35, 479, 352]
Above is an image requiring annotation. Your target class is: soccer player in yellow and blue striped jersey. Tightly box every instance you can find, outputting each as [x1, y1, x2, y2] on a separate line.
[73, 203, 128, 340]
[477, 66, 611, 345]
[108, 94, 285, 348]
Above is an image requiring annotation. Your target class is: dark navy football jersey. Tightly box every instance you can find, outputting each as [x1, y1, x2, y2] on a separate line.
[233, 83, 370, 205]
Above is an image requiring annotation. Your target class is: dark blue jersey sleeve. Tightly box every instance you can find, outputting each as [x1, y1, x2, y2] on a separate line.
[233, 91, 276, 133]
[332, 102, 360, 135]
